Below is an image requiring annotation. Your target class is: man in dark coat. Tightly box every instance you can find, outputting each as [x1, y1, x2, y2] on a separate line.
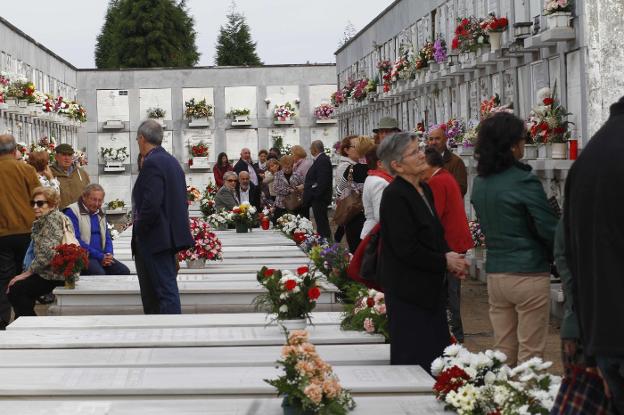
[303, 140, 333, 239]
[132, 120, 193, 314]
[233, 148, 261, 187]
[564, 96, 624, 413]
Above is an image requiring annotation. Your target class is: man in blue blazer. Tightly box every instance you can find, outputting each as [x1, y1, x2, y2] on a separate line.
[132, 120, 193, 314]
[303, 140, 333, 239]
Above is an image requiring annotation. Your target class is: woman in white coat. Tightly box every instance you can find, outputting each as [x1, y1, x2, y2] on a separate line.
[361, 146, 393, 239]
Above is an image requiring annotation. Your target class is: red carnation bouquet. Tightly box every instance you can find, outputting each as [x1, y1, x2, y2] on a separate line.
[177, 218, 223, 263]
[254, 266, 322, 321]
[50, 243, 89, 288]
[483, 14, 509, 33]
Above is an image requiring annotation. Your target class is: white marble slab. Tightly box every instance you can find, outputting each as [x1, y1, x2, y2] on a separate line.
[0, 396, 449, 414]
[0, 365, 432, 396]
[122, 262, 309, 274]
[8, 312, 343, 330]
[113, 247, 305, 259]
[0, 344, 389, 368]
[113, 238, 296, 247]
[0, 325, 382, 349]
[112, 257, 306, 267]
[74, 273, 286, 283]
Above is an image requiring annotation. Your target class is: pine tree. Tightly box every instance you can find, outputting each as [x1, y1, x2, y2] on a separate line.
[94, 0, 200, 69]
[215, 2, 262, 66]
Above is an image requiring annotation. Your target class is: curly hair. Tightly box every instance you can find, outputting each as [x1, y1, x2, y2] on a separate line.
[475, 112, 526, 177]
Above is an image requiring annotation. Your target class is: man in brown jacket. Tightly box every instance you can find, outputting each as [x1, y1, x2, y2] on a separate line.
[427, 127, 468, 197]
[50, 143, 90, 209]
[0, 134, 41, 329]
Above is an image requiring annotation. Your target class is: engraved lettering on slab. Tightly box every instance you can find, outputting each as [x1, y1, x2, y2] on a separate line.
[161, 131, 173, 155]
[226, 129, 258, 161]
[97, 89, 130, 122]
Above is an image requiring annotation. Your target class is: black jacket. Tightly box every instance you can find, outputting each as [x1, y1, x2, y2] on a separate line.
[132, 147, 193, 255]
[564, 96, 624, 357]
[379, 176, 449, 309]
[234, 159, 262, 185]
[303, 153, 333, 207]
[236, 182, 261, 211]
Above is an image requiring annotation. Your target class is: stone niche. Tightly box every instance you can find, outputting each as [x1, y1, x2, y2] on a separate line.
[97, 132, 131, 165]
[225, 86, 257, 119]
[139, 88, 172, 123]
[96, 89, 130, 123]
[269, 127, 300, 149]
[226, 129, 258, 162]
[265, 85, 299, 118]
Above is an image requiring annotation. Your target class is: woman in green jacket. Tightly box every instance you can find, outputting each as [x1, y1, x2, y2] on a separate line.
[471, 113, 558, 366]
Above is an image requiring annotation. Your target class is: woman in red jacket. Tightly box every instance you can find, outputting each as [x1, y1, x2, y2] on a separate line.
[213, 152, 233, 188]
[424, 147, 473, 343]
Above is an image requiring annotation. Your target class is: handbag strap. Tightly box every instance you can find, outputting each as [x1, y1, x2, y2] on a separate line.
[347, 165, 354, 184]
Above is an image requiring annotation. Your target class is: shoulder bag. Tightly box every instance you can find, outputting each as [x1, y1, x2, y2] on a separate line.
[333, 166, 363, 226]
[61, 216, 80, 246]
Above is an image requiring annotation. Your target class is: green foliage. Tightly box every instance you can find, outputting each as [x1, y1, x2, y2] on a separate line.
[95, 0, 200, 69]
[215, 2, 262, 66]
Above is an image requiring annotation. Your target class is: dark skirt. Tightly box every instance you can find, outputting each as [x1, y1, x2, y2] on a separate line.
[386, 290, 451, 374]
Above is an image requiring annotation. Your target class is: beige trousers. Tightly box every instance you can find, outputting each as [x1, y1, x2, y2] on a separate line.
[487, 273, 551, 366]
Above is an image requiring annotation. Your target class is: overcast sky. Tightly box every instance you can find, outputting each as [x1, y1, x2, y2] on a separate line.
[1, 0, 393, 68]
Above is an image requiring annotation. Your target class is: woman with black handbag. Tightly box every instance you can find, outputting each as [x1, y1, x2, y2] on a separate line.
[273, 155, 304, 223]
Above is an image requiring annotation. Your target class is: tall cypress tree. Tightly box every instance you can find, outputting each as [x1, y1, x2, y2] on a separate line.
[215, 2, 262, 66]
[94, 0, 200, 69]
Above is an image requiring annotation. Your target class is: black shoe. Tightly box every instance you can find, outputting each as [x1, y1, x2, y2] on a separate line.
[36, 293, 56, 304]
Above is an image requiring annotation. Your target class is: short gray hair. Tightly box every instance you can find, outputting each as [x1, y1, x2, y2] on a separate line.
[0, 134, 17, 155]
[310, 140, 324, 153]
[83, 183, 105, 196]
[377, 132, 418, 175]
[137, 119, 163, 146]
[223, 171, 238, 181]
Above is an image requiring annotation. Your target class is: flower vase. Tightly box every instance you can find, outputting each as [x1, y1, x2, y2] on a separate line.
[282, 397, 315, 415]
[279, 319, 307, 332]
[235, 222, 249, 233]
[64, 275, 77, 289]
[551, 142, 567, 159]
[489, 32, 502, 52]
[186, 259, 206, 269]
[547, 12, 572, 29]
[261, 217, 270, 230]
[216, 223, 228, 231]
[524, 144, 538, 160]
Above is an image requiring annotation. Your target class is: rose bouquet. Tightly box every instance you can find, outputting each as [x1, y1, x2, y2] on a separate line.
[432, 345, 560, 415]
[50, 243, 89, 289]
[254, 266, 323, 321]
[527, 87, 573, 144]
[274, 102, 296, 121]
[377, 60, 393, 92]
[199, 184, 218, 218]
[314, 103, 335, 120]
[351, 78, 370, 102]
[452, 17, 489, 53]
[276, 213, 314, 243]
[265, 330, 356, 414]
[30, 136, 56, 163]
[415, 41, 435, 69]
[190, 142, 209, 158]
[483, 14, 509, 33]
[186, 185, 201, 205]
[177, 217, 222, 263]
[544, 0, 573, 15]
[341, 287, 388, 340]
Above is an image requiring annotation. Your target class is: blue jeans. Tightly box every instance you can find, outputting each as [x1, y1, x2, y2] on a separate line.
[596, 356, 624, 414]
[135, 244, 181, 314]
[84, 258, 130, 276]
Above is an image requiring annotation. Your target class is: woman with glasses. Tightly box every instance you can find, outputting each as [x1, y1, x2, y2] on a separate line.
[378, 132, 468, 372]
[7, 187, 70, 318]
[214, 171, 239, 211]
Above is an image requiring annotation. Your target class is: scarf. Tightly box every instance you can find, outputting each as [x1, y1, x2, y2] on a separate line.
[368, 169, 393, 183]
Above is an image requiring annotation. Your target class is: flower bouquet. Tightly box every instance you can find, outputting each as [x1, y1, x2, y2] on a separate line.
[483, 14, 509, 52]
[254, 266, 323, 327]
[199, 184, 218, 218]
[227, 202, 258, 233]
[177, 217, 222, 268]
[351, 78, 370, 102]
[527, 87, 572, 145]
[432, 345, 560, 415]
[15, 142, 29, 162]
[314, 103, 335, 120]
[186, 185, 201, 206]
[274, 102, 296, 123]
[445, 118, 467, 148]
[265, 330, 356, 414]
[30, 136, 56, 163]
[147, 107, 166, 121]
[101, 146, 129, 171]
[73, 149, 88, 166]
[377, 60, 393, 92]
[308, 242, 352, 294]
[50, 243, 89, 289]
[330, 90, 345, 107]
[206, 211, 229, 230]
[106, 199, 126, 214]
[189, 141, 210, 169]
[106, 222, 120, 240]
[341, 287, 388, 340]
[452, 17, 489, 55]
[184, 98, 213, 119]
[468, 220, 486, 248]
[276, 214, 314, 243]
[544, 0, 573, 15]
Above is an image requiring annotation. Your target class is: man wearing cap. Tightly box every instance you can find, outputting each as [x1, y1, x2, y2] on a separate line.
[373, 117, 401, 144]
[427, 126, 467, 197]
[50, 143, 90, 209]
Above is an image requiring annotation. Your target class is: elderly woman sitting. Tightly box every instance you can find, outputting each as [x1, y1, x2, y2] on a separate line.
[377, 132, 468, 372]
[7, 187, 69, 318]
[214, 171, 240, 211]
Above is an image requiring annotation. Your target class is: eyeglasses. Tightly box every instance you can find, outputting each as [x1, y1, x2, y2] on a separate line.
[31, 200, 48, 208]
[226, 179, 237, 183]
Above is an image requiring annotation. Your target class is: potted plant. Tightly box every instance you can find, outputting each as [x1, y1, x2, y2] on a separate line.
[273, 102, 296, 125]
[51, 243, 89, 289]
[254, 266, 322, 330]
[100, 146, 129, 172]
[177, 217, 223, 269]
[313, 103, 336, 124]
[527, 86, 573, 159]
[265, 330, 356, 414]
[227, 202, 258, 233]
[199, 184, 218, 218]
[544, 0, 573, 29]
[185, 98, 213, 127]
[341, 287, 389, 341]
[147, 107, 166, 127]
[188, 141, 210, 169]
[227, 107, 252, 126]
[483, 13, 509, 52]
[105, 199, 126, 215]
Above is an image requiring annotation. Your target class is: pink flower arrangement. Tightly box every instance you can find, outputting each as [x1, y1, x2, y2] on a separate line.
[330, 90, 344, 106]
[313, 103, 335, 120]
[341, 288, 388, 340]
[273, 102, 296, 121]
[177, 218, 223, 262]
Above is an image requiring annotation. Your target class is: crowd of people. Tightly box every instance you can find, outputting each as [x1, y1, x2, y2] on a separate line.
[0, 102, 622, 412]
